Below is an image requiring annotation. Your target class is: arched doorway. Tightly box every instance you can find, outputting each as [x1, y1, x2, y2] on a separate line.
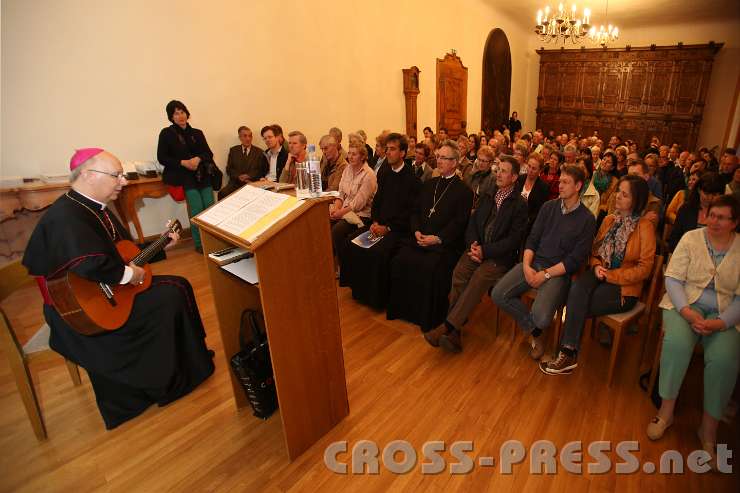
[481, 28, 511, 134]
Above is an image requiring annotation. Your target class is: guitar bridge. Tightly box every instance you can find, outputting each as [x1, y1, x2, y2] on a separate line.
[99, 283, 117, 307]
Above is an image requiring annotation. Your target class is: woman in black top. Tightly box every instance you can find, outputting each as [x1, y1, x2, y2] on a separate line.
[667, 172, 726, 252]
[157, 100, 216, 253]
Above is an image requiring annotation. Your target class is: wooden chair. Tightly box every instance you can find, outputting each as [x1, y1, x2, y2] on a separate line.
[588, 255, 665, 386]
[0, 260, 82, 441]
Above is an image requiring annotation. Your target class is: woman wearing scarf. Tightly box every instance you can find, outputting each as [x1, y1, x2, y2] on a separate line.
[594, 152, 619, 225]
[157, 100, 216, 253]
[540, 175, 655, 375]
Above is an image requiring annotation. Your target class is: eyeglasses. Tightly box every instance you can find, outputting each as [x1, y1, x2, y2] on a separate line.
[88, 169, 126, 180]
[437, 156, 457, 162]
[707, 212, 733, 222]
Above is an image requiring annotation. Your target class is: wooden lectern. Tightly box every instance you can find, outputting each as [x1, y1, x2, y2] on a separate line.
[191, 197, 349, 460]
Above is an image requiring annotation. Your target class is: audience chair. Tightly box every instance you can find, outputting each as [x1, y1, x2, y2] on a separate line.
[588, 255, 665, 386]
[0, 260, 82, 441]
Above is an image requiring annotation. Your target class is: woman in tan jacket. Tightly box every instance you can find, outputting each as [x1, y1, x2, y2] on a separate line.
[540, 175, 655, 375]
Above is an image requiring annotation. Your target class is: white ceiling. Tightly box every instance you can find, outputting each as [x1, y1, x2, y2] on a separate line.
[492, 0, 740, 29]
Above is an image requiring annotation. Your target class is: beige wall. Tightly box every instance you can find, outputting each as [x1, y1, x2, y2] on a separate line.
[523, 18, 740, 151]
[2, 0, 531, 236]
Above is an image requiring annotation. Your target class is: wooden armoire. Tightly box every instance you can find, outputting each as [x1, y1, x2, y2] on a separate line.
[535, 43, 723, 149]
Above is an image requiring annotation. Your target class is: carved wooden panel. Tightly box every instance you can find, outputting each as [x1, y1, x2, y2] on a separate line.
[535, 43, 722, 150]
[436, 51, 468, 138]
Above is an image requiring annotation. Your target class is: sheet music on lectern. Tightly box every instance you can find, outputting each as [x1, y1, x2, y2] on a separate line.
[197, 184, 302, 242]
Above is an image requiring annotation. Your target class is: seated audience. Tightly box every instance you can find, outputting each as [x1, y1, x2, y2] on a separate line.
[319, 134, 348, 191]
[594, 152, 618, 221]
[278, 131, 308, 184]
[668, 172, 726, 252]
[515, 152, 549, 234]
[608, 160, 662, 228]
[438, 127, 449, 140]
[340, 133, 420, 309]
[540, 175, 655, 374]
[666, 170, 702, 225]
[405, 135, 417, 165]
[542, 150, 562, 200]
[728, 167, 740, 201]
[719, 148, 738, 186]
[456, 136, 474, 180]
[643, 154, 664, 200]
[615, 146, 629, 177]
[465, 144, 497, 205]
[491, 165, 597, 360]
[386, 140, 473, 331]
[655, 148, 685, 203]
[467, 134, 480, 162]
[423, 126, 434, 140]
[218, 126, 268, 199]
[564, 144, 577, 166]
[355, 129, 374, 163]
[262, 125, 288, 182]
[330, 142, 377, 262]
[329, 127, 347, 162]
[371, 130, 390, 173]
[411, 142, 434, 182]
[647, 195, 739, 470]
[576, 156, 601, 218]
[425, 156, 527, 352]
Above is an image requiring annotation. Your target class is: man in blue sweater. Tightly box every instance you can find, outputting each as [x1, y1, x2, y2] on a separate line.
[491, 165, 596, 360]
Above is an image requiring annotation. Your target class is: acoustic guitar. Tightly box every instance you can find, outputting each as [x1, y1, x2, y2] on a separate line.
[47, 220, 182, 336]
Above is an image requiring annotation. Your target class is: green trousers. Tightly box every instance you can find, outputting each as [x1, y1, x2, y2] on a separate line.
[185, 186, 214, 249]
[659, 305, 740, 420]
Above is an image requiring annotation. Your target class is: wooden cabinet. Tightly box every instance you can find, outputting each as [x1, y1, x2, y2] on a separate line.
[436, 51, 468, 138]
[535, 43, 722, 149]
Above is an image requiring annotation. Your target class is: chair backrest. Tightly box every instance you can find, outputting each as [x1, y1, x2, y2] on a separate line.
[0, 260, 33, 304]
[643, 255, 664, 309]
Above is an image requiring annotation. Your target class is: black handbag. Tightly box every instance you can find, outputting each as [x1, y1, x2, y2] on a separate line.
[196, 160, 223, 191]
[230, 309, 278, 419]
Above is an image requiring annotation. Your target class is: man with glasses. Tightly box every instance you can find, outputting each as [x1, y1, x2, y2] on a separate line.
[23, 148, 215, 430]
[340, 133, 420, 309]
[425, 155, 528, 353]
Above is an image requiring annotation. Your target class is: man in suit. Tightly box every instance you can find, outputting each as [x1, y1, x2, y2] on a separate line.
[218, 126, 269, 199]
[411, 142, 434, 182]
[262, 125, 288, 182]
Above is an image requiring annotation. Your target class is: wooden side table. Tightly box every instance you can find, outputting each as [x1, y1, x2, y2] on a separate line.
[113, 176, 169, 243]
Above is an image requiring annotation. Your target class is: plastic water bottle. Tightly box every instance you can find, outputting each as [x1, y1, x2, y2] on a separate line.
[307, 144, 322, 197]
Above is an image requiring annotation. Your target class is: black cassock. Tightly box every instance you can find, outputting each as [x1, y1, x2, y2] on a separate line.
[339, 163, 420, 309]
[386, 175, 473, 331]
[22, 190, 214, 429]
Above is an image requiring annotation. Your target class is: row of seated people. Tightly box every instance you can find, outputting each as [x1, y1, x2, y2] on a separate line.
[324, 134, 738, 471]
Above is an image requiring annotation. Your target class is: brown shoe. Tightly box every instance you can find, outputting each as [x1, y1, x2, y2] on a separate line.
[439, 329, 462, 353]
[528, 334, 545, 360]
[423, 324, 448, 348]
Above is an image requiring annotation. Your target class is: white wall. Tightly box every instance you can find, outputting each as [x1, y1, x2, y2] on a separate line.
[523, 17, 740, 150]
[2, 0, 531, 236]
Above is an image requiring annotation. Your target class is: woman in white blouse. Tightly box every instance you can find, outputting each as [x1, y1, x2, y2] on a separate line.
[647, 194, 739, 470]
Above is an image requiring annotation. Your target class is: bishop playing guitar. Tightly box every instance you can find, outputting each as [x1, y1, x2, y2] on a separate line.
[23, 148, 214, 430]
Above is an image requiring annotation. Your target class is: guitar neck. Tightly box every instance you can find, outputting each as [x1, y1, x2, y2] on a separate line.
[132, 233, 171, 266]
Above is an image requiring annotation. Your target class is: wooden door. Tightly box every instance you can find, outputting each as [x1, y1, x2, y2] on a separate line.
[481, 29, 511, 134]
[436, 51, 468, 138]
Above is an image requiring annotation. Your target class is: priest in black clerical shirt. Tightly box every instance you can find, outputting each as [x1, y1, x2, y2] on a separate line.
[22, 148, 214, 430]
[339, 133, 420, 309]
[386, 140, 473, 331]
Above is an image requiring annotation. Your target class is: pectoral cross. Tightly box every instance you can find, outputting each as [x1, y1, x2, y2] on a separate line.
[428, 207, 435, 218]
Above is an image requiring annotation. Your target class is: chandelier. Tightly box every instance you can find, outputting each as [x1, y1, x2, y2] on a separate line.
[535, 4, 591, 44]
[588, 0, 619, 46]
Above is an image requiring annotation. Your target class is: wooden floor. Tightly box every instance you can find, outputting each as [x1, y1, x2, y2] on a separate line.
[0, 243, 737, 492]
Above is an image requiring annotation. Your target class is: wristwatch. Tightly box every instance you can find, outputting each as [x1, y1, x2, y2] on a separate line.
[543, 269, 551, 280]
